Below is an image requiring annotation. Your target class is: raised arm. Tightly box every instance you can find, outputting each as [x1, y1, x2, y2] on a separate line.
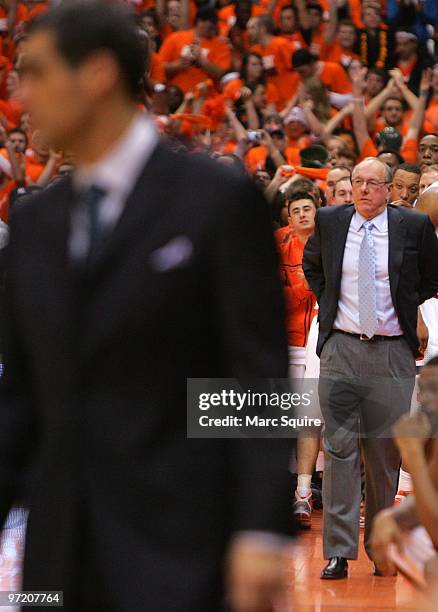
[364, 78, 395, 120]
[224, 103, 249, 144]
[389, 68, 419, 111]
[405, 69, 432, 143]
[323, 103, 353, 139]
[301, 100, 325, 138]
[351, 66, 372, 155]
[392, 417, 438, 549]
[324, 0, 339, 45]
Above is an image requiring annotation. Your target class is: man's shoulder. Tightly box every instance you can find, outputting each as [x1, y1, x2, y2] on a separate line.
[9, 178, 70, 226]
[317, 203, 353, 219]
[153, 144, 241, 184]
[144, 144, 258, 213]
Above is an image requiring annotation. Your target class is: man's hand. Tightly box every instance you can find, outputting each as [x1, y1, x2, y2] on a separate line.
[349, 65, 367, 97]
[419, 67, 432, 94]
[271, 164, 295, 185]
[392, 412, 431, 463]
[226, 538, 288, 612]
[388, 68, 405, 89]
[370, 508, 404, 575]
[417, 313, 429, 355]
[172, 56, 192, 73]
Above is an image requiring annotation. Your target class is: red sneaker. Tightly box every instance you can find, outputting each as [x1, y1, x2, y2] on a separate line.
[293, 491, 312, 529]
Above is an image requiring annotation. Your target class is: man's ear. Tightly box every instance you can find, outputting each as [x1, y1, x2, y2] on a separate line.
[386, 183, 393, 202]
[79, 50, 121, 99]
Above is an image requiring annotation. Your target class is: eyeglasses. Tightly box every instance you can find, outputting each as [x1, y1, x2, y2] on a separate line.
[351, 178, 389, 189]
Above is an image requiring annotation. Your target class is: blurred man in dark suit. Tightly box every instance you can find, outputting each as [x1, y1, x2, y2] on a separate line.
[0, 2, 293, 611]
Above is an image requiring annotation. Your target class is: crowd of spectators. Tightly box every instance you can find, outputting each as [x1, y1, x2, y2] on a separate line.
[0, 0, 436, 227]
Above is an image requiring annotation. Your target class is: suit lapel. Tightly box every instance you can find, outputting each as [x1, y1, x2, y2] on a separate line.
[387, 205, 406, 309]
[333, 205, 355, 281]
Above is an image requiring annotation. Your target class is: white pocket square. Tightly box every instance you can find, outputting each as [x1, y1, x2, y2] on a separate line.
[149, 236, 194, 272]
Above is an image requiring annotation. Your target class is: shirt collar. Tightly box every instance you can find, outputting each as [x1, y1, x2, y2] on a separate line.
[351, 207, 388, 232]
[73, 113, 158, 197]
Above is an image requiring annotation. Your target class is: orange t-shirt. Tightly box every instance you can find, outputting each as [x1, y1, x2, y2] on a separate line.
[217, 5, 236, 37]
[201, 94, 226, 130]
[320, 41, 359, 67]
[275, 230, 316, 347]
[287, 61, 352, 99]
[424, 99, 438, 134]
[0, 99, 24, 129]
[250, 36, 295, 104]
[0, 179, 17, 223]
[251, 0, 288, 18]
[159, 29, 231, 93]
[278, 31, 307, 52]
[318, 61, 352, 93]
[401, 138, 418, 164]
[245, 145, 268, 173]
[359, 137, 378, 161]
[308, 27, 326, 58]
[284, 136, 312, 165]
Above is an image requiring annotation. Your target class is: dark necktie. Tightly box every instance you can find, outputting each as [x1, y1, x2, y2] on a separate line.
[80, 185, 107, 262]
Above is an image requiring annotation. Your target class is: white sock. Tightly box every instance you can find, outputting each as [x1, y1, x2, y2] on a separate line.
[316, 451, 324, 472]
[398, 469, 413, 492]
[297, 474, 312, 497]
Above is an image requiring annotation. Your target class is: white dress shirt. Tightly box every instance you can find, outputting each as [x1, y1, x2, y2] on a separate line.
[70, 113, 159, 260]
[333, 208, 403, 336]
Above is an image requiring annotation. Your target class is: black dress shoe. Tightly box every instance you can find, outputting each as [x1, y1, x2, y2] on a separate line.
[320, 557, 348, 580]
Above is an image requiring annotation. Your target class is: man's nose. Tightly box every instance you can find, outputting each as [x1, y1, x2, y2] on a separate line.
[360, 181, 369, 193]
[400, 188, 408, 200]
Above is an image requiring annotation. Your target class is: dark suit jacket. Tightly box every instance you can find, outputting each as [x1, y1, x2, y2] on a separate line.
[302, 204, 438, 358]
[0, 144, 293, 612]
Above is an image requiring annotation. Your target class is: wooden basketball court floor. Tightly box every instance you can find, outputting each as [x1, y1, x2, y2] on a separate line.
[287, 510, 427, 611]
[0, 508, 428, 611]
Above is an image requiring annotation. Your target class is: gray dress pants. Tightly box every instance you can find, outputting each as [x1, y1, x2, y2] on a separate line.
[318, 331, 415, 560]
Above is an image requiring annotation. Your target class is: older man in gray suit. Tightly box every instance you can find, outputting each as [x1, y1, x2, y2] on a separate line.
[303, 157, 438, 580]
